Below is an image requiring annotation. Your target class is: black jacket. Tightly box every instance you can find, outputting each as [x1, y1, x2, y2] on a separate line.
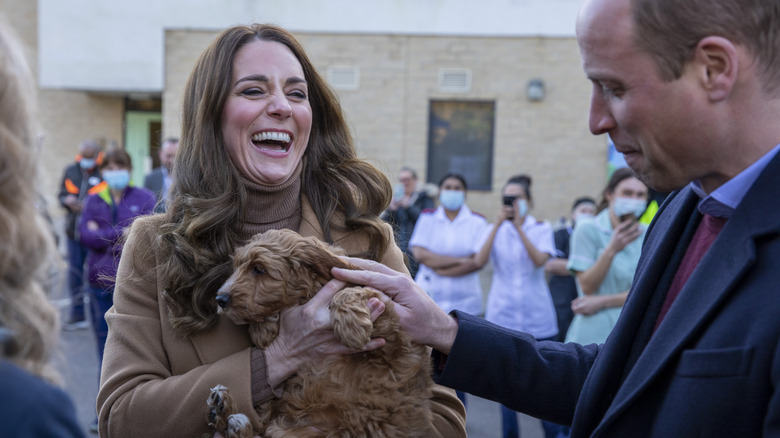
[57, 162, 103, 240]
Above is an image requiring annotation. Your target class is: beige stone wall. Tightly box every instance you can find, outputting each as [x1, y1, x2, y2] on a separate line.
[1, 0, 123, 220]
[164, 29, 607, 223]
[163, 29, 217, 140]
[37, 91, 124, 199]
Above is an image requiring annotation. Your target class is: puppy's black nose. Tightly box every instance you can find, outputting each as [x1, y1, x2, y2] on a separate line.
[215, 294, 231, 309]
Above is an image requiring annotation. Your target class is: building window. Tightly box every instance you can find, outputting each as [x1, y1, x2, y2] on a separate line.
[427, 100, 495, 191]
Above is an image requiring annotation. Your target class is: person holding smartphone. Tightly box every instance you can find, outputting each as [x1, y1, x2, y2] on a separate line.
[470, 174, 558, 438]
[565, 167, 648, 346]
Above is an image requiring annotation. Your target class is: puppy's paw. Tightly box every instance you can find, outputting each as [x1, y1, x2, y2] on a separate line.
[226, 413, 254, 438]
[207, 384, 236, 432]
[329, 287, 374, 350]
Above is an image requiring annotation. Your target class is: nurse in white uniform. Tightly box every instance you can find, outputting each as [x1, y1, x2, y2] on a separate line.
[472, 174, 558, 438]
[409, 173, 489, 407]
[409, 173, 489, 317]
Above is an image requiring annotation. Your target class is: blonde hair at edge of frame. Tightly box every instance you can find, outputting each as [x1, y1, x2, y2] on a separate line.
[0, 17, 62, 384]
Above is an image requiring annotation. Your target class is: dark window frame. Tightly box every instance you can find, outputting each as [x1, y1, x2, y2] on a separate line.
[426, 99, 496, 191]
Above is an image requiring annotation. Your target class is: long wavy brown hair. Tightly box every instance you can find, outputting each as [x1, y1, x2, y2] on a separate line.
[0, 19, 60, 383]
[154, 24, 392, 337]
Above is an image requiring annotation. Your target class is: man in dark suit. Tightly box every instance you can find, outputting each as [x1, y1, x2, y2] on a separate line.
[143, 137, 178, 212]
[333, 0, 780, 436]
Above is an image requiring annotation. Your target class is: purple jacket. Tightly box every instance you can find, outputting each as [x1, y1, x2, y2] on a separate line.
[79, 185, 156, 289]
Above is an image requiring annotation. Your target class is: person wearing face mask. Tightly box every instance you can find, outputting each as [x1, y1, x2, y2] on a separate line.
[381, 166, 435, 277]
[565, 167, 648, 346]
[409, 173, 488, 317]
[470, 174, 559, 438]
[57, 139, 104, 331]
[545, 197, 597, 344]
[409, 173, 488, 404]
[79, 147, 155, 433]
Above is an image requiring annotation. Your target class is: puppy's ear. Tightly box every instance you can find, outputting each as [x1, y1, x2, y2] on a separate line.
[291, 237, 348, 280]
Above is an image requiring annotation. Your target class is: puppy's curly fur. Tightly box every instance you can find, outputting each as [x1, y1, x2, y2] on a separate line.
[211, 229, 433, 438]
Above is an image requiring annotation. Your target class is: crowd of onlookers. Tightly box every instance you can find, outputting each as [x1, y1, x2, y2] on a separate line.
[381, 166, 654, 437]
[54, 146, 656, 437]
[56, 138, 177, 432]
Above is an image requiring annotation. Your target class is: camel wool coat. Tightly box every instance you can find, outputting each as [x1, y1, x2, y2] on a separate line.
[97, 197, 466, 437]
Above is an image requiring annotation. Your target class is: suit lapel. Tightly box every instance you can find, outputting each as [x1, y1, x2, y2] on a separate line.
[600, 208, 755, 423]
[594, 151, 780, 434]
[572, 189, 697, 436]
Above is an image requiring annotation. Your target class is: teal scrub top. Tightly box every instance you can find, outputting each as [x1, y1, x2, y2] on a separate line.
[565, 209, 646, 344]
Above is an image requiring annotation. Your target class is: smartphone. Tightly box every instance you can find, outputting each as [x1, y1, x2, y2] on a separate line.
[620, 213, 637, 224]
[503, 196, 516, 220]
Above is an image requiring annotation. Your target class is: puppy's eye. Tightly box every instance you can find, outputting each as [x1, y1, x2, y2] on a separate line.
[253, 266, 266, 275]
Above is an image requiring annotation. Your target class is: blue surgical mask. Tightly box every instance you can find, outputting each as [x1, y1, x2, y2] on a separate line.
[103, 169, 131, 191]
[439, 190, 465, 211]
[516, 199, 529, 217]
[613, 197, 646, 219]
[79, 158, 96, 170]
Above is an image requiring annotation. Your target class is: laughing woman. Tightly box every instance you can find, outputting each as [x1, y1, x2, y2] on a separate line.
[96, 24, 466, 437]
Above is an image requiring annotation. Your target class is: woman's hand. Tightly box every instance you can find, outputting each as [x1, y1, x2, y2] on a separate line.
[496, 205, 513, 224]
[331, 257, 458, 355]
[571, 291, 628, 315]
[607, 217, 642, 254]
[264, 279, 387, 387]
[571, 295, 605, 315]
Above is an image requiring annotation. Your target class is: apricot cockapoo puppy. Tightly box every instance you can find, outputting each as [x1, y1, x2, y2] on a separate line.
[208, 229, 433, 438]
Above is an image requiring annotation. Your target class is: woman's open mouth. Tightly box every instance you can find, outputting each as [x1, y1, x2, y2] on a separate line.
[251, 131, 292, 152]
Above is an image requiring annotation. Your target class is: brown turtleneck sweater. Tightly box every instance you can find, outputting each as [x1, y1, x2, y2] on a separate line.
[240, 162, 306, 405]
[238, 162, 303, 242]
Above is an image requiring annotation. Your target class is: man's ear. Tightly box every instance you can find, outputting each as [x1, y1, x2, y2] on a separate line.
[693, 36, 739, 102]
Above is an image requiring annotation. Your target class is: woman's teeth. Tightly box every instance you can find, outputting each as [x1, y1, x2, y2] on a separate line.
[251, 131, 290, 143]
[251, 131, 291, 151]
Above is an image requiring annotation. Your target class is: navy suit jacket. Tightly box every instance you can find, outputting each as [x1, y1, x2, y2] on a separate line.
[435, 151, 780, 436]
